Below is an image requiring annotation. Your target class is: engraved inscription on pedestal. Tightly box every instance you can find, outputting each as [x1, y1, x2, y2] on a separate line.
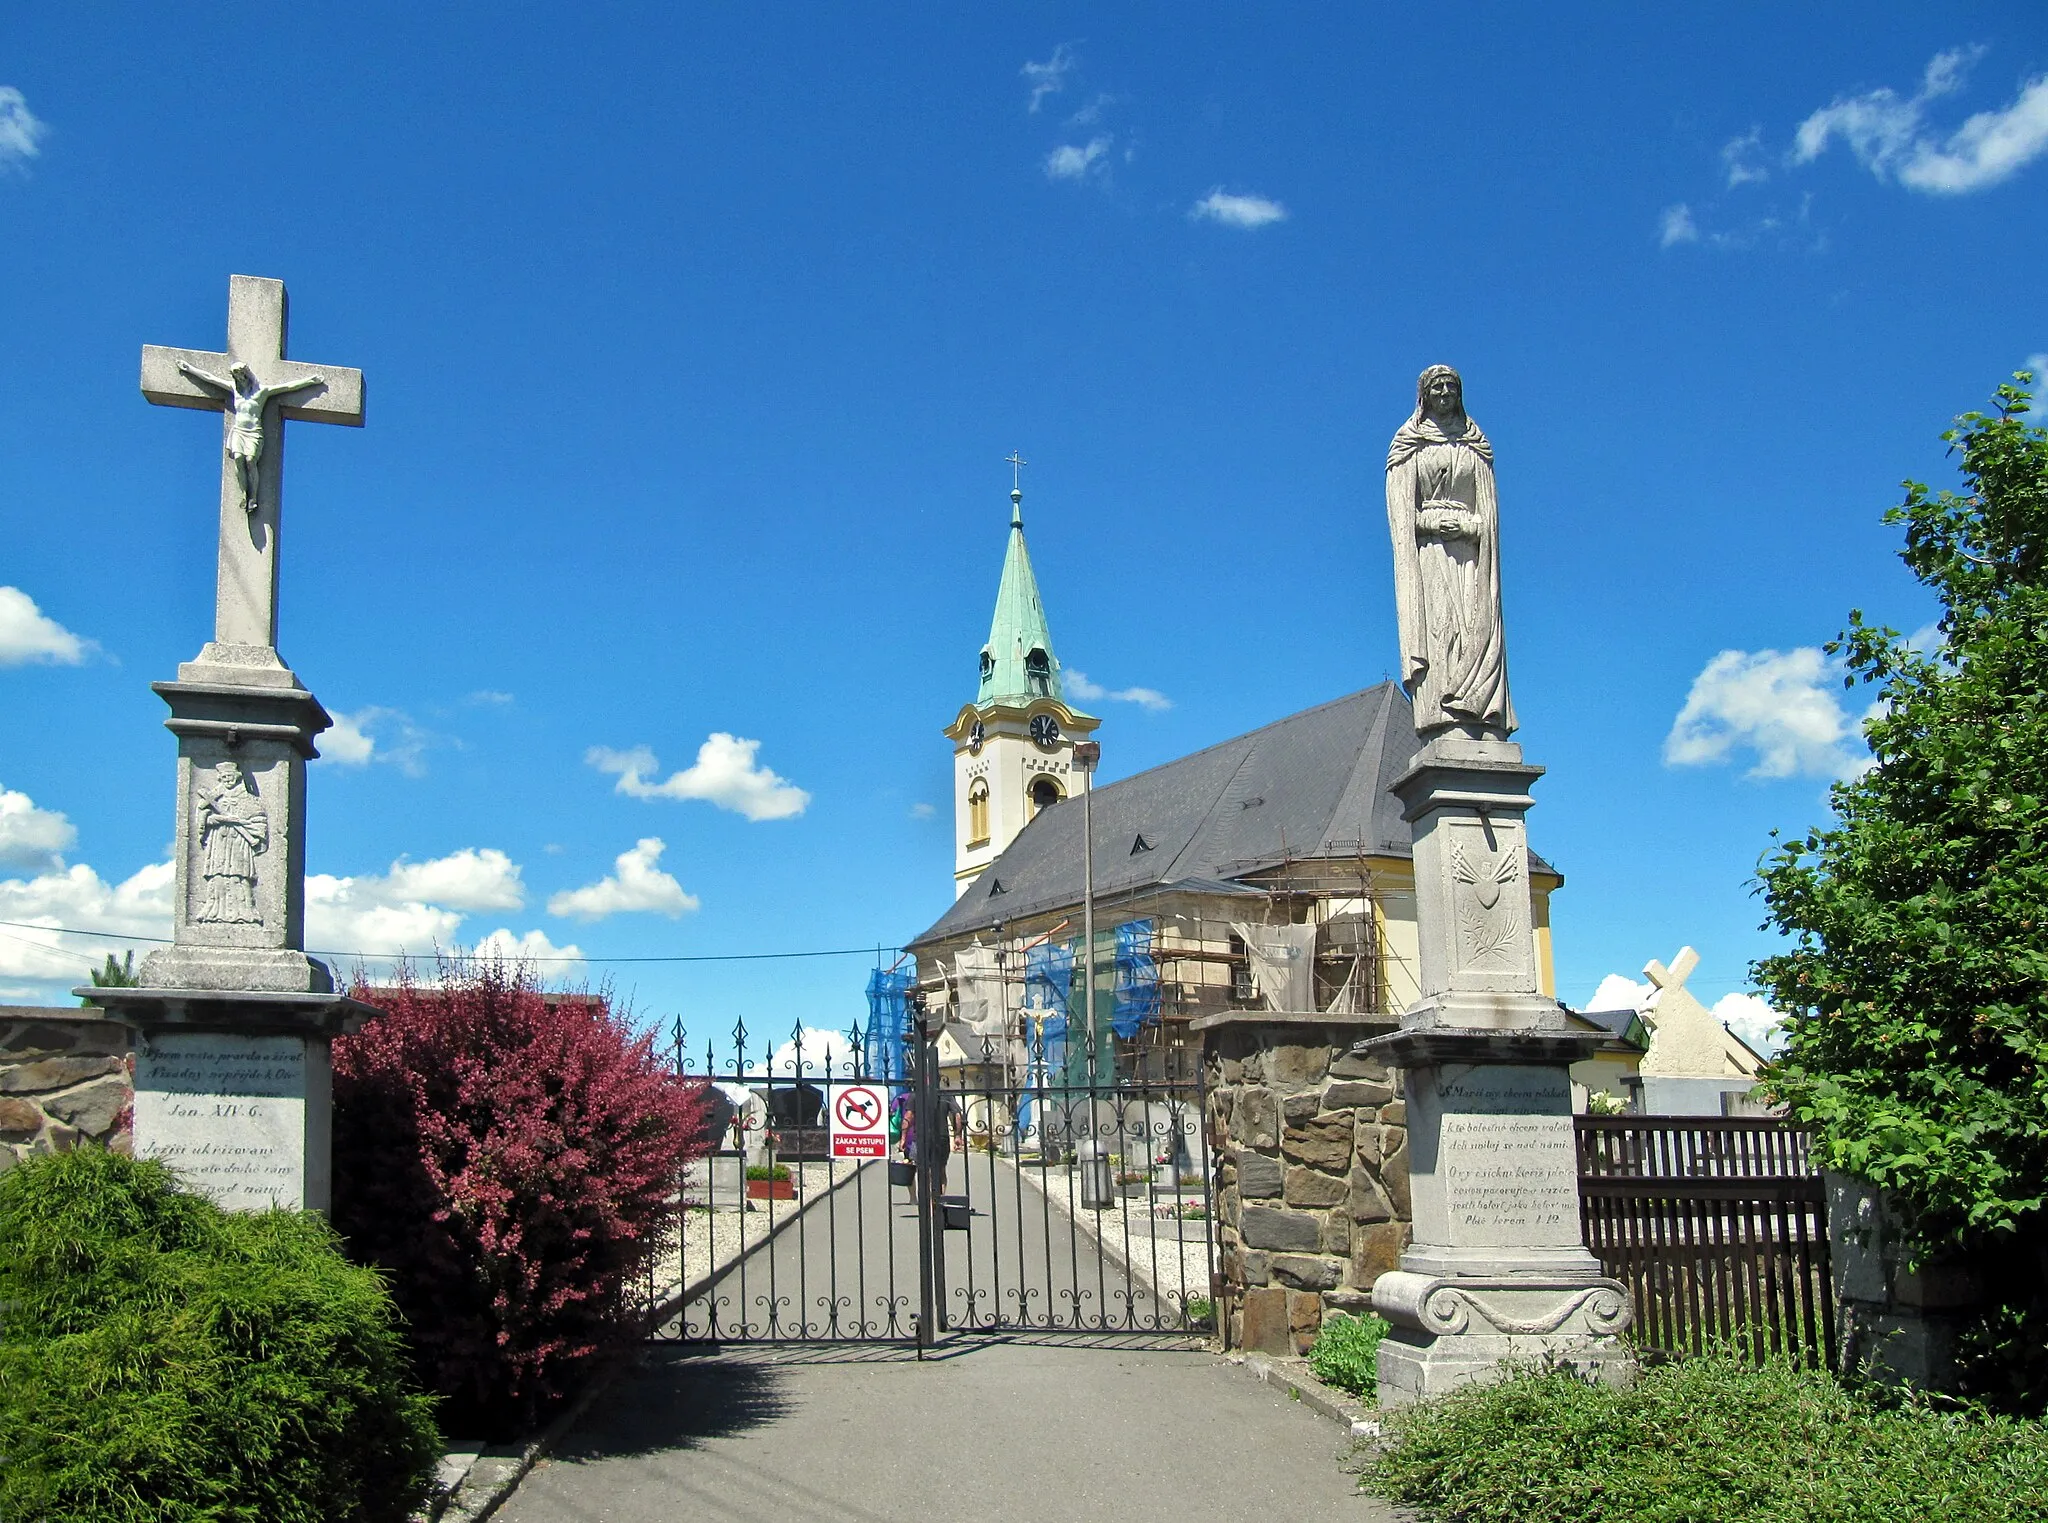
[1428, 1065, 1581, 1251]
[133, 1032, 327, 1212]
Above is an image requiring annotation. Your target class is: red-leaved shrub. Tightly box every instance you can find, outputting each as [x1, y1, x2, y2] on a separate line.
[331, 958, 707, 1436]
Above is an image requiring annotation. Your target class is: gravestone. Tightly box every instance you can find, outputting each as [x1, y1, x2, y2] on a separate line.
[84, 276, 377, 1214]
[1364, 366, 1631, 1404]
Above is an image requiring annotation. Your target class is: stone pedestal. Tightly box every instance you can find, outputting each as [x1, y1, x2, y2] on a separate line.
[82, 989, 372, 1213]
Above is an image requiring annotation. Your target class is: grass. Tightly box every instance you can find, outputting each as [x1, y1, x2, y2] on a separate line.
[1363, 1349, 2048, 1523]
[1308, 1311, 1390, 1398]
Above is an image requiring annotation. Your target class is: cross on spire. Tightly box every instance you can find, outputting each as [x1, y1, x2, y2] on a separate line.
[141, 276, 365, 653]
[1006, 450, 1027, 491]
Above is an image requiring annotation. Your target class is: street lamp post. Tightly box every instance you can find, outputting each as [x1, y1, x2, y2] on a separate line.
[1074, 741, 1101, 1074]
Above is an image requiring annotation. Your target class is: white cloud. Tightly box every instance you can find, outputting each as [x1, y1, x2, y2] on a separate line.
[1068, 92, 1115, 128]
[1065, 669, 1172, 712]
[909, 802, 937, 821]
[474, 926, 584, 966]
[1585, 974, 1651, 1014]
[308, 847, 525, 956]
[0, 786, 75, 870]
[2021, 353, 2048, 423]
[1045, 135, 1112, 182]
[0, 587, 90, 666]
[1793, 46, 2048, 194]
[1658, 203, 1700, 247]
[0, 88, 47, 172]
[316, 706, 430, 774]
[0, 859, 174, 990]
[1022, 44, 1075, 113]
[748, 1026, 858, 1080]
[589, 735, 810, 821]
[547, 837, 698, 922]
[1664, 647, 1874, 781]
[1189, 187, 1288, 229]
[1714, 992, 1786, 1056]
[1722, 128, 1770, 187]
[468, 689, 514, 706]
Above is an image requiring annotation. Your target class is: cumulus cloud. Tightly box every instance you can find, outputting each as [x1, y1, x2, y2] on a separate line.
[1722, 128, 1770, 187]
[307, 847, 526, 956]
[0, 587, 91, 666]
[2023, 353, 2048, 421]
[1664, 647, 1874, 781]
[317, 706, 430, 774]
[0, 859, 174, 991]
[1794, 46, 2048, 194]
[0, 88, 47, 172]
[1189, 187, 1288, 229]
[1658, 203, 1700, 247]
[749, 1027, 859, 1080]
[0, 786, 76, 870]
[1715, 991, 1787, 1056]
[474, 926, 584, 966]
[1045, 135, 1112, 182]
[1585, 974, 1652, 1014]
[1022, 44, 1075, 113]
[1066, 669, 1171, 712]
[588, 735, 810, 821]
[547, 837, 698, 922]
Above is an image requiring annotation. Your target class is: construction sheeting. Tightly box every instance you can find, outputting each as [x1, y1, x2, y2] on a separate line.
[1233, 923, 1319, 1013]
[952, 943, 1009, 1035]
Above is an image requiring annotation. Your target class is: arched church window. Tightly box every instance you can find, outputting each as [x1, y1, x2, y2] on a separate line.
[1024, 648, 1051, 695]
[1029, 776, 1063, 817]
[979, 650, 996, 683]
[967, 778, 990, 845]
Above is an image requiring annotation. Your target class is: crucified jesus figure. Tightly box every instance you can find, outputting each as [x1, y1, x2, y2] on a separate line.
[176, 360, 325, 514]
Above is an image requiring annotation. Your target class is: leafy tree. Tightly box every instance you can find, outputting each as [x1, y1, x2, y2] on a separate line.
[1756, 373, 2048, 1299]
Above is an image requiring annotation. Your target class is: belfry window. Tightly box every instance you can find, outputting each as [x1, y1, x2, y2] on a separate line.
[1024, 647, 1051, 695]
[979, 650, 996, 683]
[1029, 776, 1063, 816]
[967, 778, 990, 846]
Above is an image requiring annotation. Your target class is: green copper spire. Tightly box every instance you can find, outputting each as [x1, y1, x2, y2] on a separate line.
[977, 474, 1064, 706]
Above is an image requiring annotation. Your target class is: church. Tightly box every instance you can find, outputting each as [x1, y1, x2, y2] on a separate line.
[904, 475, 1641, 1101]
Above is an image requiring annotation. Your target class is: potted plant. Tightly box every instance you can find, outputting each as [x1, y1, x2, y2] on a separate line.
[745, 1162, 795, 1200]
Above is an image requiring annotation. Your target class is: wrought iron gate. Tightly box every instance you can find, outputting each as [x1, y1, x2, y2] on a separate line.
[638, 1013, 1217, 1348]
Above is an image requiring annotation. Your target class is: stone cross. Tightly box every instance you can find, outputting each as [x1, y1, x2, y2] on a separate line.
[141, 276, 364, 652]
[1644, 946, 1700, 994]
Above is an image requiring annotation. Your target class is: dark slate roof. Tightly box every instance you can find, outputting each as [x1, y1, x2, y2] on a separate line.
[915, 683, 1440, 948]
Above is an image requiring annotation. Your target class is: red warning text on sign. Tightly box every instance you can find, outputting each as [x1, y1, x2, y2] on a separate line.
[830, 1083, 888, 1159]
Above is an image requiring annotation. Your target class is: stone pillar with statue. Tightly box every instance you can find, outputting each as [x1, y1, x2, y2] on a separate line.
[1363, 365, 1632, 1405]
[82, 275, 377, 1215]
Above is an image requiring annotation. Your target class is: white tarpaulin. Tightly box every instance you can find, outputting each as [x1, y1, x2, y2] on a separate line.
[1233, 923, 1319, 1013]
[953, 943, 1009, 1035]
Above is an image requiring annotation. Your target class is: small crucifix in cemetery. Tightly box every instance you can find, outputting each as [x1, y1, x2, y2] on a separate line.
[141, 274, 364, 653]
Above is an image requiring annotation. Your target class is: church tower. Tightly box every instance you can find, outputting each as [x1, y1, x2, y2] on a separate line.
[945, 468, 1099, 898]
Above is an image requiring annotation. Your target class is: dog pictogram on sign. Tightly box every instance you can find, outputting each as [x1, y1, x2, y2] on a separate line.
[830, 1083, 888, 1159]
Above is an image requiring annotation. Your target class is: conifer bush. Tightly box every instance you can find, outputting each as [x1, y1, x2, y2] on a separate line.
[0, 1147, 439, 1523]
[333, 958, 709, 1436]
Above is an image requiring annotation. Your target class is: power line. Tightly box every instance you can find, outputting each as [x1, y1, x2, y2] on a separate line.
[0, 917, 903, 966]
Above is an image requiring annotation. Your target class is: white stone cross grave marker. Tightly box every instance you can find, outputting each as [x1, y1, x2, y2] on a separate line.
[141, 275, 364, 660]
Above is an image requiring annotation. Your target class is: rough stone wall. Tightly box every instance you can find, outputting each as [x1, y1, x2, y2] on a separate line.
[1205, 1020, 1410, 1353]
[0, 1009, 133, 1170]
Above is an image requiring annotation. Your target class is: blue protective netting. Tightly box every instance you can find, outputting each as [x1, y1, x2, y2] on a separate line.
[863, 966, 914, 1083]
[1111, 918, 1161, 1038]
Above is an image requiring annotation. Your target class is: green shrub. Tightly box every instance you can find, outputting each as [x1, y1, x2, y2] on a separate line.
[1365, 1349, 2048, 1523]
[0, 1148, 440, 1523]
[746, 1163, 792, 1182]
[1307, 1311, 1389, 1397]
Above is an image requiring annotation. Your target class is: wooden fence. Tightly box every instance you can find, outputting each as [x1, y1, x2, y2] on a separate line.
[1576, 1116, 1834, 1365]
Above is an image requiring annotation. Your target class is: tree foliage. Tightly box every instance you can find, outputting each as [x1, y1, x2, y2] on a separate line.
[1757, 374, 2048, 1259]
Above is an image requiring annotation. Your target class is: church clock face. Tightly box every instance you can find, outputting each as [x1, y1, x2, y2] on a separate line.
[968, 721, 985, 754]
[1030, 714, 1061, 749]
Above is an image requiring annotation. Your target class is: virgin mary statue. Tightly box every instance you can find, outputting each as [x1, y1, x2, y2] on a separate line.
[1385, 365, 1516, 739]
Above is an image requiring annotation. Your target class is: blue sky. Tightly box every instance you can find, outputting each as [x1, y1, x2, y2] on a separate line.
[2, 8, 2044, 1055]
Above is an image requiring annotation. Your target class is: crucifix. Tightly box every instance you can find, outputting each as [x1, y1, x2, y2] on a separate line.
[1006, 450, 1027, 491]
[141, 275, 365, 653]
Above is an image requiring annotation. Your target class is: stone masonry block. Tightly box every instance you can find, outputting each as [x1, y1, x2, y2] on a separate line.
[1238, 1205, 1325, 1253]
[0, 1096, 42, 1135]
[1241, 1250, 1270, 1285]
[1354, 1117, 1383, 1167]
[1281, 1113, 1353, 1172]
[1270, 1253, 1342, 1291]
[1322, 1214, 1352, 1256]
[1328, 1049, 1391, 1081]
[1378, 1100, 1406, 1126]
[1236, 1151, 1283, 1198]
[1232, 1087, 1278, 1149]
[1240, 1286, 1292, 1354]
[44, 1076, 128, 1138]
[1347, 1165, 1393, 1224]
[0, 1056, 122, 1094]
[1288, 1289, 1323, 1351]
[1219, 1056, 1243, 1084]
[1266, 1044, 1331, 1091]
[1282, 1092, 1320, 1126]
[1349, 1221, 1409, 1288]
[1283, 1165, 1348, 1208]
[1323, 1079, 1395, 1110]
[1380, 1129, 1411, 1218]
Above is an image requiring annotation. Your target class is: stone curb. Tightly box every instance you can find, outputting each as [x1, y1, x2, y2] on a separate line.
[1233, 1351, 1381, 1438]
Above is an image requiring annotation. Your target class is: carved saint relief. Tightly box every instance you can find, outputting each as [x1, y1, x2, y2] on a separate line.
[193, 761, 269, 924]
[1450, 837, 1521, 966]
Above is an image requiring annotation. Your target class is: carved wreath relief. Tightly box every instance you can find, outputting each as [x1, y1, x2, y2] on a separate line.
[1450, 837, 1521, 966]
[193, 761, 270, 925]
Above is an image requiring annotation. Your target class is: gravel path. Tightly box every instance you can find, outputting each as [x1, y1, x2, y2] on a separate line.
[1006, 1157, 1217, 1312]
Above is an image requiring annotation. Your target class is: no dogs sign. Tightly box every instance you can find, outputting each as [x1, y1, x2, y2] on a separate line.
[830, 1083, 888, 1159]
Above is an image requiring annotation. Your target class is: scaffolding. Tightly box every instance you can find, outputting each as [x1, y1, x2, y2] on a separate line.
[863, 965, 914, 1083]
